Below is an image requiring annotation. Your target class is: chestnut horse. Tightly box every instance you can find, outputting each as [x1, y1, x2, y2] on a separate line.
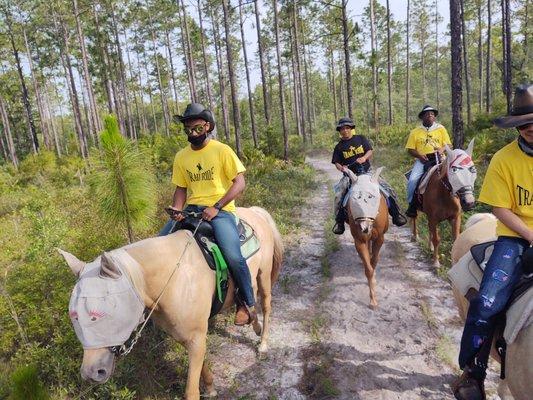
[344, 168, 389, 308]
[411, 139, 477, 267]
[451, 213, 532, 400]
[60, 206, 283, 400]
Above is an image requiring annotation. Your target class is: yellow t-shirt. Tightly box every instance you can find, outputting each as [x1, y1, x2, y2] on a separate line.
[405, 124, 452, 155]
[478, 140, 533, 237]
[172, 140, 246, 212]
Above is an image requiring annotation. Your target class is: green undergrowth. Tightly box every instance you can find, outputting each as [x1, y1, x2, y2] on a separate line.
[0, 135, 316, 399]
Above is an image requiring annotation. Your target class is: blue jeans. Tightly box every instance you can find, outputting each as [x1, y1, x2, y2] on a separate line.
[458, 236, 528, 371]
[407, 159, 425, 203]
[159, 205, 255, 307]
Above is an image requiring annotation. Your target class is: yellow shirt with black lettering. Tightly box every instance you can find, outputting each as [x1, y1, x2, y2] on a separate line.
[479, 140, 533, 237]
[172, 140, 245, 212]
[405, 124, 452, 155]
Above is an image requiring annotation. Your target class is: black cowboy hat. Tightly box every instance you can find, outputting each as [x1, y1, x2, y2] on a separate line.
[494, 84, 533, 128]
[418, 105, 439, 119]
[336, 117, 355, 131]
[174, 103, 215, 133]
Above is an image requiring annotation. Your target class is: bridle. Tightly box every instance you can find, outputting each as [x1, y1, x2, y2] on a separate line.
[110, 213, 204, 357]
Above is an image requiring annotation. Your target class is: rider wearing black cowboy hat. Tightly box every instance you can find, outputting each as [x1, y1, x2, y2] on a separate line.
[331, 117, 407, 235]
[453, 84, 533, 400]
[160, 103, 258, 327]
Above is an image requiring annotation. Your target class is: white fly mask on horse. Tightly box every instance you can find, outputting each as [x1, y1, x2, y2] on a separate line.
[344, 167, 383, 233]
[66, 249, 145, 349]
[444, 139, 477, 211]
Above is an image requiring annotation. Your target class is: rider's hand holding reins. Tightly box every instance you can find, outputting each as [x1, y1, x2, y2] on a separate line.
[165, 206, 185, 221]
[202, 206, 219, 221]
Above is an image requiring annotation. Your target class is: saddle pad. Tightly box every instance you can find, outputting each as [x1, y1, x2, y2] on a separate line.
[238, 218, 261, 260]
[504, 288, 533, 344]
[448, 247, 533, 344]
[418, 164, 440, 195]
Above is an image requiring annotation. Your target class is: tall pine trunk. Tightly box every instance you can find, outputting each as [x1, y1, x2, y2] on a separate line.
[485, 0, 492, 112]
[386, 0, 393, 125]
[450, 0, 465, 148]
[460, 0, 472, 125]
[0, 96, 18, 168]
[4, 10, 39, 153]
[273, 0, 289, 160]
[197, 0, 214, 112]
[72, 0, 101, 138]
[209, 3, 230, 140]
[254, 0, 271, 125]
[341, 0, 354, 118]
[222, 0, 242, 156]
[239, 1, 258, 147]
[501, 0, 512, 112]
[406, 0, 411, 123]
[477, 1, 483, 113]
[292, 2, 307, 143]
[180, 0, 198, 102]
[370, 0, 379, 127]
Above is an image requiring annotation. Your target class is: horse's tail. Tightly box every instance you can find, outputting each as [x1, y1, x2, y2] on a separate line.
[250, 206, 284, 283]
[464, 213, 496, 230]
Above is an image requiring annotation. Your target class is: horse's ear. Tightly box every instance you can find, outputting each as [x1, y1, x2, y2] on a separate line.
[465, 138, 475, 157]
[99, 252, 122, 279]
[445, 144, 454, 160]
[57, 248, 86, 276]
[345, 169, 358, 184]
[371, 166, 384, 183]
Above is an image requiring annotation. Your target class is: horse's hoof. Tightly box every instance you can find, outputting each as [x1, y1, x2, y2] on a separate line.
[410, 235, 418, 242]
[258, 342, 268, 354]
[202, 389, 217, 398]
[433, 260, 440, 268]
[369, 302, 378, 310]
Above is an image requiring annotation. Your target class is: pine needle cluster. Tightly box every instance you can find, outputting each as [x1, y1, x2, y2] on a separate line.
[88, 115, 157, 242]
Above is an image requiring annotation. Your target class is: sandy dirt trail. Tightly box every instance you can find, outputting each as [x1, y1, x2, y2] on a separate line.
[207, 156, 502, 399]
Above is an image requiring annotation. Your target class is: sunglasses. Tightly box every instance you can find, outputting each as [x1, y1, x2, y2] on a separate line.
[184, 123, 207, 135]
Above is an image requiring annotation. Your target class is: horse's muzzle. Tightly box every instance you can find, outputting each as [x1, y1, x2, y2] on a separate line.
[81, 348, 115, 383]
[458, 187, 475, 211]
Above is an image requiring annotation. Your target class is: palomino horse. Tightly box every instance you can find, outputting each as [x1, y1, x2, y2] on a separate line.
[451, 213, 532, 400]
[344, 167, 389, 308]
[411, 139, 477, 267]
[60, 206, 283, 400]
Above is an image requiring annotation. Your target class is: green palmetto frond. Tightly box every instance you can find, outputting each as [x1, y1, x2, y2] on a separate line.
[88, 115, 157, 242]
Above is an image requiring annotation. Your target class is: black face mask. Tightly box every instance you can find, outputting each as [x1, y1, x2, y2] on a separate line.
[187, 133, 207, 146]
[517, 135, 533, 157]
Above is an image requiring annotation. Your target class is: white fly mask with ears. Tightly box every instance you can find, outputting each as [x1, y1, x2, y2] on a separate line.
[344, 168, 383, 233]
[445, 139, 477, 211]
[66, 249, 145, 349]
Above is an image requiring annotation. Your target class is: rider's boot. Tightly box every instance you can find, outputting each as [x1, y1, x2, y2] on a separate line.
[452, 365, 486, 400]
[332, 207, 346, 235]
[405, 200, 418, 218]
[388, 197, 407, 226]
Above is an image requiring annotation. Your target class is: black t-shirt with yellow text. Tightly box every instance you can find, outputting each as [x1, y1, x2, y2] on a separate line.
[331, 135, 372, 174]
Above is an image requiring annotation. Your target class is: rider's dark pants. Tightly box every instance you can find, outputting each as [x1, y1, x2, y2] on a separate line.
[458, 236, 528, 374]
[159, 205, 255, 307]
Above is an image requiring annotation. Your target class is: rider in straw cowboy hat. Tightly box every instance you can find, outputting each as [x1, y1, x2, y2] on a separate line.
[453, 84, 533, 400]
[160, 103, 258, 327]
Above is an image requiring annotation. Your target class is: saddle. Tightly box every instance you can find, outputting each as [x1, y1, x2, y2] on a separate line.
[448, 242, 533, 378]
[171, 216, 260, 317]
